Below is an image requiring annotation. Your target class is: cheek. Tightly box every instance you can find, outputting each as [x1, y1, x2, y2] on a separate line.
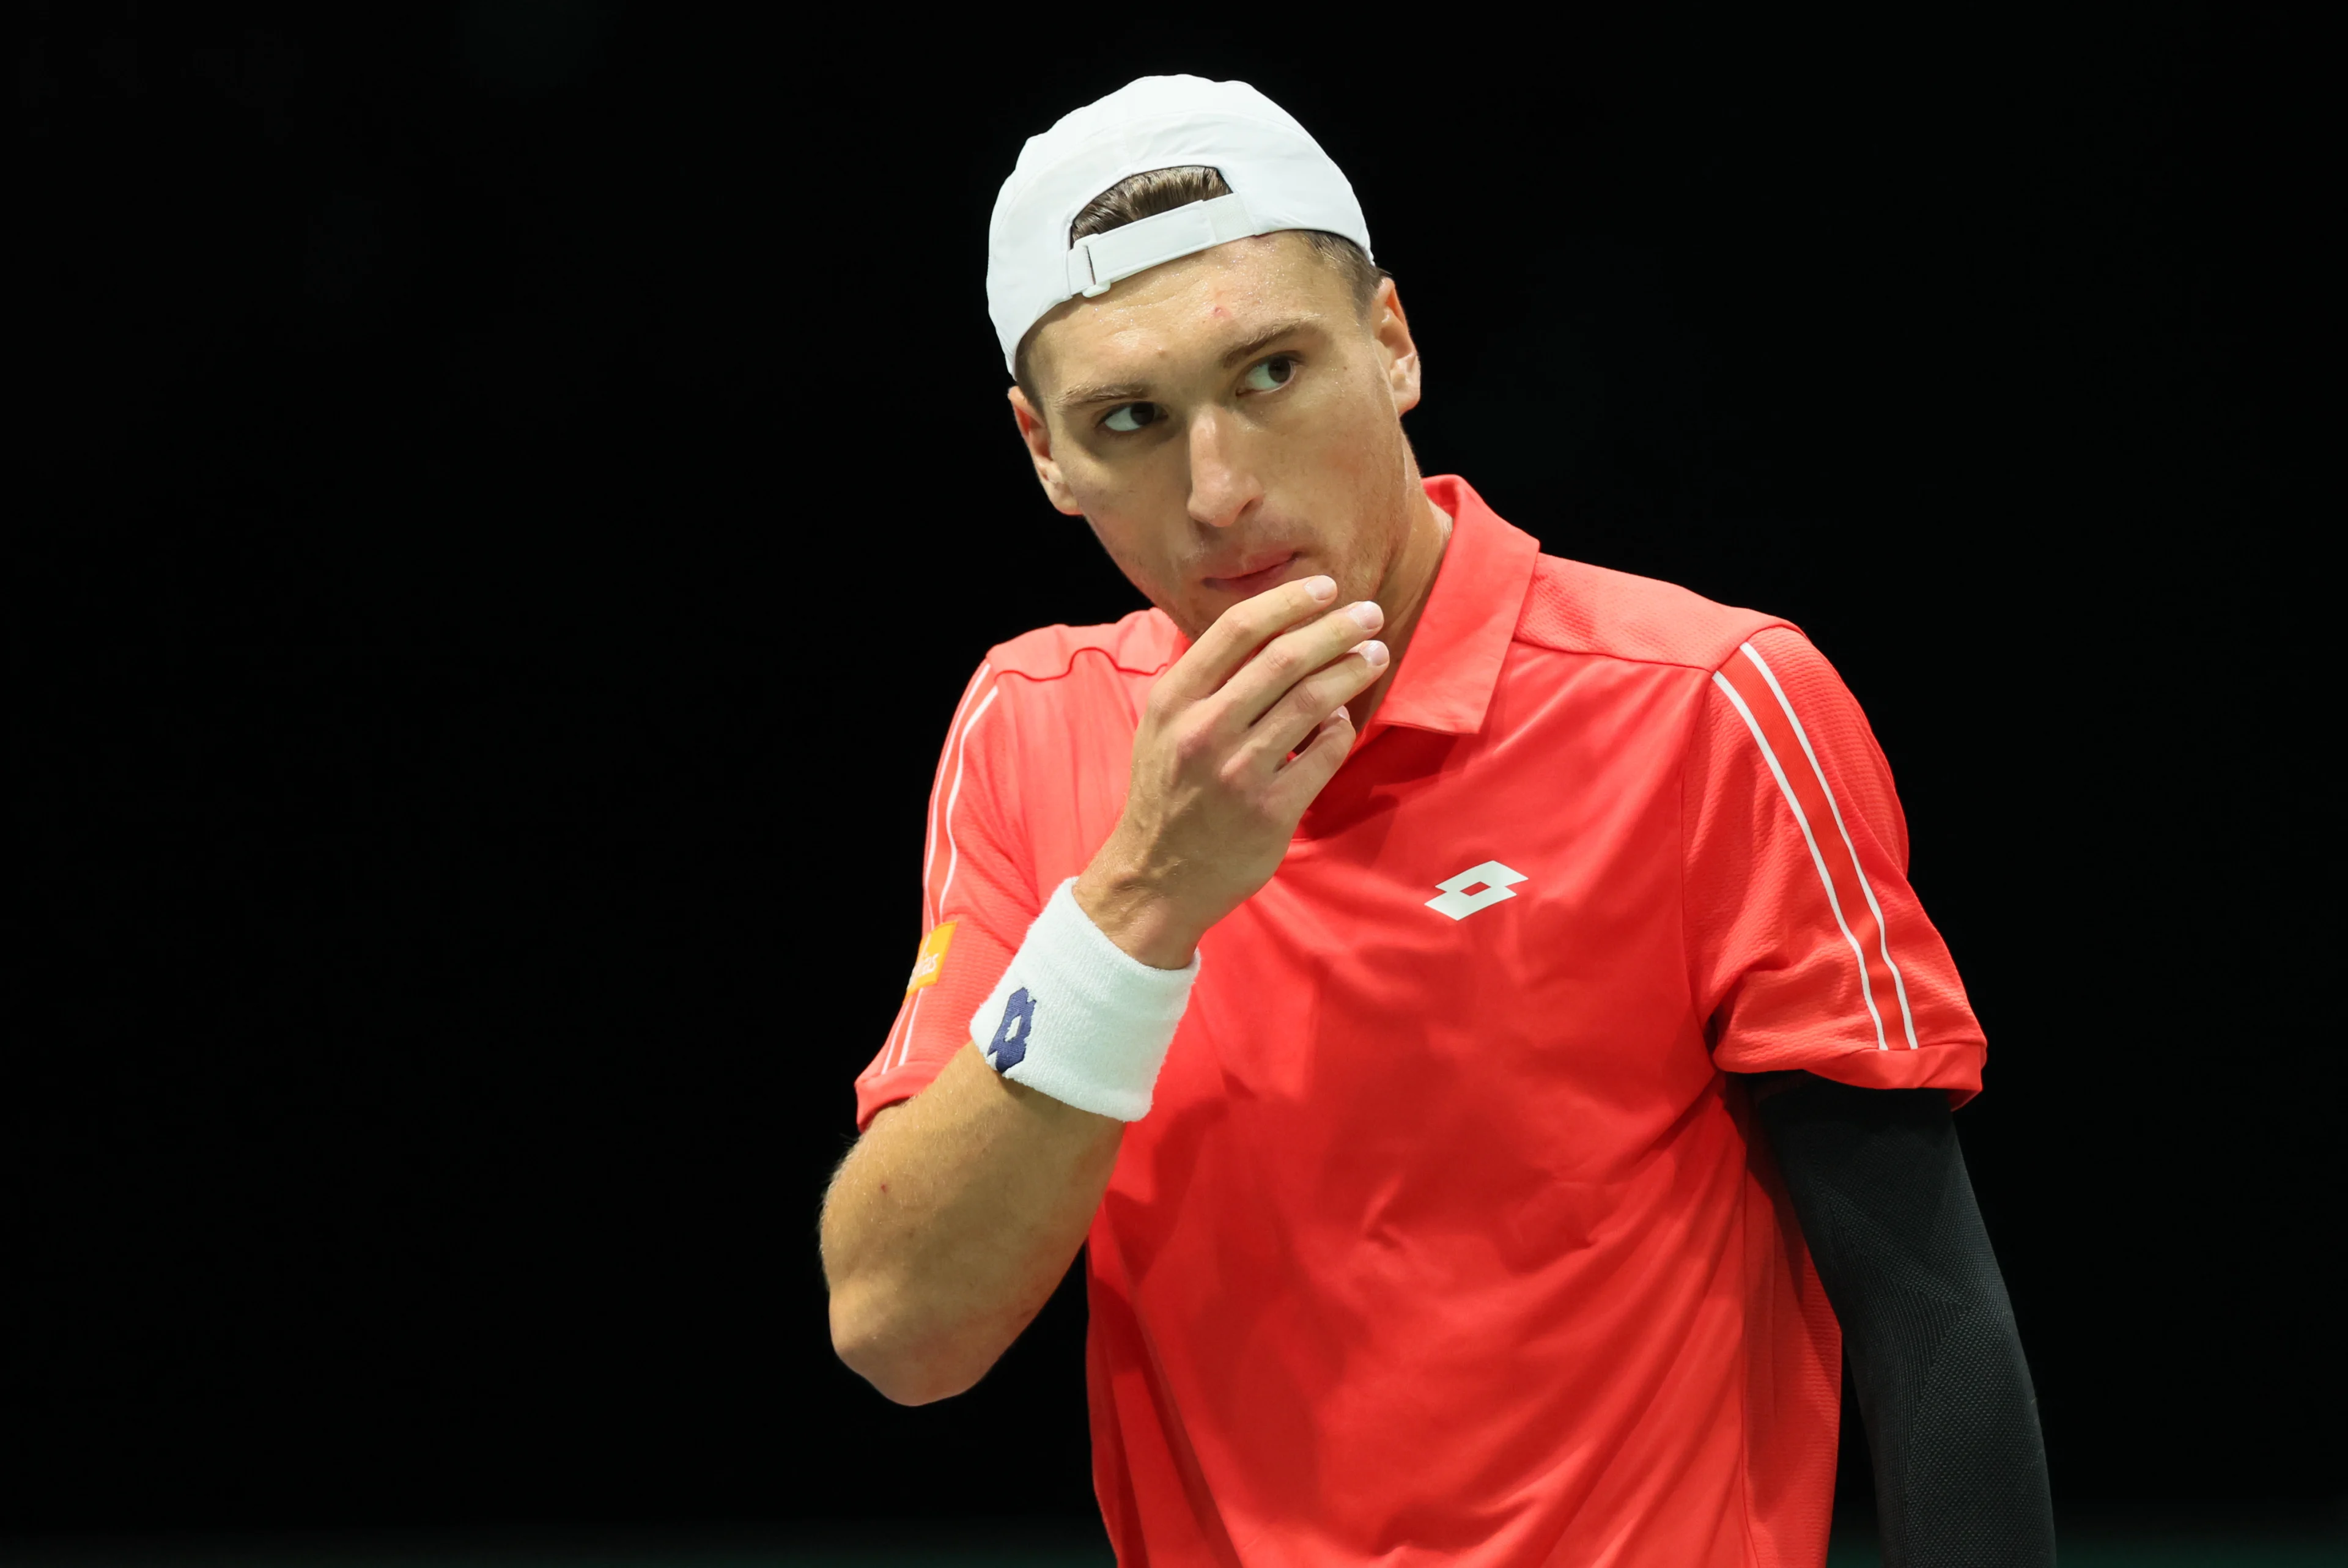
[1293, 379, 1403, 490]
[1287, 381, 1412, 579]
[1077, 498, 1183, 599]
[1057, 433, 1180, 513]
[1081, 513, 1205, 629]
[1080, 506, 1148, 567]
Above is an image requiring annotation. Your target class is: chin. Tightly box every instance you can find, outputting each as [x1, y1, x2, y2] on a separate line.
[1163, 598, 1217, 642]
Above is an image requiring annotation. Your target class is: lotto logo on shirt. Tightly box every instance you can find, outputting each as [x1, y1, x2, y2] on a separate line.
[904, 922, 957, 996]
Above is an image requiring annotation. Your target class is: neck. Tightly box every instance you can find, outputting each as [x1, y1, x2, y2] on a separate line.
[1348, 483, 1453, 737]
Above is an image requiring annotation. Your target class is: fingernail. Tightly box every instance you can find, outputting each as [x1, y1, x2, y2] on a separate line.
[1356, 639, 1389, 668]
[1332, 705, 1351, 725]
[1350, 601, 1383, 630]
[1305, 575, 1338, 602]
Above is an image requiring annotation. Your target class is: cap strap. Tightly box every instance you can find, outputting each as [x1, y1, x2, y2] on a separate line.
[1062, 192, 1259, 300]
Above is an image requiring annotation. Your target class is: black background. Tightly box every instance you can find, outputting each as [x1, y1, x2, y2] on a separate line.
[11, 1, 2330, 1542]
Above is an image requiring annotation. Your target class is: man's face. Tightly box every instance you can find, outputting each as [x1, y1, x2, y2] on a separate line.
[1010, 233, 1427, 641]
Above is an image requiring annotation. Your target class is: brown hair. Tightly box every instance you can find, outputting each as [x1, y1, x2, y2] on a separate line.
[1013, 164, 1389, 396]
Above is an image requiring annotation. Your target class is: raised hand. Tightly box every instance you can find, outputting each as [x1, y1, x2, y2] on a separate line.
[1074, 574, 1387, 968]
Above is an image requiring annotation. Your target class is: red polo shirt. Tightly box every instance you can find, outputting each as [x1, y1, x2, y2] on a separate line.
[855, 476, 1987, 1566]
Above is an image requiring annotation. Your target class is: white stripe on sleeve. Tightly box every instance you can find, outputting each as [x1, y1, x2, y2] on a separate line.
[1712, 669, 1890, 1051]
[892, 679, 1002, 1071]
[921, 663, 992, 928]
[1738, 642, 1921, 1050]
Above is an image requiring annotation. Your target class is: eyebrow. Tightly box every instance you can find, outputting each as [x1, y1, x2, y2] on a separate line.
[1056, 380, 1152, 411]
[1217, 317, 1318, 369]
[1052, 317, 1324, 413]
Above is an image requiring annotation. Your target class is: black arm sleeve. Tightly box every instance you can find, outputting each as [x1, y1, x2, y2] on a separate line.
[1755, 1075, 2056, 1567]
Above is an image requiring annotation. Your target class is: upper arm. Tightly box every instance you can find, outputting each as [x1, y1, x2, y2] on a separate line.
[1685, 627, 1984, 1100]
[1753, 1072, 2025, 1398]
[1754, 1073, 1979, 1286]
[852, 661, 1040, 1130]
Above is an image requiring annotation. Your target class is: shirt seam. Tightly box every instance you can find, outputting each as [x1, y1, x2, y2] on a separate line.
[986, 646, 1163, 907]
[1735, 1150, 1765, 1568]
[1509, 621, 1799, 673]
[1678, 628, 1807, 1051]
[989, 639, 1173, 685]
[1678, 669, 1708, 1043]
[1516, 638, 1730, 672]
[1727, 1034, 1982, 1058]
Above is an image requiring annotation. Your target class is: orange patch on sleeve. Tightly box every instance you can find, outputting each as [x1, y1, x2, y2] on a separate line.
[904, 921, 958, 996]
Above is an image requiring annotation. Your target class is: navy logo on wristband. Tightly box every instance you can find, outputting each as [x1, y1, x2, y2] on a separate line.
[990, 987, 1036, 1070]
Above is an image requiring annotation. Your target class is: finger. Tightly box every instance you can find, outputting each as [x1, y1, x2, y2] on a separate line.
[1216, 598, 1385, 734]
[1282, 705, 1350, 765]
[1263, 704, 1356, 815]
[1233, 641, 1387, 775]
[1154, 575, 1340, 705]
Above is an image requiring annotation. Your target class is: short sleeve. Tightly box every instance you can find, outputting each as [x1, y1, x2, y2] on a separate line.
[1685, 627, 1987, 1102]
[852, 661, 1042, 1128]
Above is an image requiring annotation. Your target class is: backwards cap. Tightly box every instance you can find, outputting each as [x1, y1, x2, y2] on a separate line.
[986, 75, 1373, 375]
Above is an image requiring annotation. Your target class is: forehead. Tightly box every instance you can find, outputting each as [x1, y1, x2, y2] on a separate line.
[1024, 232, 1354, 397]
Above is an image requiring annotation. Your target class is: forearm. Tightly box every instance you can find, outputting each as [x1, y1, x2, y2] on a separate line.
[821, 1041, 1121, 1405]
[1757, 1077, 2055, 1567]
[822, 578, 1381, 1404]
[1841, 1245, 2052, 1567]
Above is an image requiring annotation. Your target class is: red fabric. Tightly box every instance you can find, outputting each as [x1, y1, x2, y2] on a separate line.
[1690, 629, 1987, 1100]
[853, 477, 1988, 1566]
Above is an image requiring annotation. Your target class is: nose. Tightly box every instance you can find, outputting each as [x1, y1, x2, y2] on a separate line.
[1184, 406, 1261, 531]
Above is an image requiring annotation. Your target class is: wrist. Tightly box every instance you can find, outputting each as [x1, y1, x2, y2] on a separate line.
[970, 878, 1201, 1122]
[1073, 859, 1205, 971]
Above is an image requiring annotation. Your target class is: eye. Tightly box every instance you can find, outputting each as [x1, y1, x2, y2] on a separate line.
[1101, 402, 1162, 433]
[1241, 354, 1299, 393]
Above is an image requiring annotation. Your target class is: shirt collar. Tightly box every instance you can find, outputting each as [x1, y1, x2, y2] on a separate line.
[1368, 474, 1541, 737]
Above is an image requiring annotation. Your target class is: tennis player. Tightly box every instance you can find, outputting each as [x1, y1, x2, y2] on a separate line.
[821, 76, 2055, 1566]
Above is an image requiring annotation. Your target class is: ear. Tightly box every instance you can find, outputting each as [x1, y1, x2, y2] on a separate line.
[1008, 385, 1085, 516]
[1369, 278, 1424, 418]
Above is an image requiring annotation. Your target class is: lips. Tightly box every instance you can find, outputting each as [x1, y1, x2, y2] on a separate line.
[1203, 551, 1301, 594]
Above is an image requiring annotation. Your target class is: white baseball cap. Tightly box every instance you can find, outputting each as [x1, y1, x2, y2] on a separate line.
[986, 75, 1375, 375]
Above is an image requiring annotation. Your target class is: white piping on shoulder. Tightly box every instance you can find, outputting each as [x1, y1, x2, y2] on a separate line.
[922, 663, 993, 929]
[1712, 668, 1890, 1051]
[936, 683, 1003, 918]
[892, 675, 1003, 1072]
[1738, 642, 1920, 1049]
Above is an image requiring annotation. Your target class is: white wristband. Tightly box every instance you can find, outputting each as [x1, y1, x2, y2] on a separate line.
[968, 878, 1200, 1121]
